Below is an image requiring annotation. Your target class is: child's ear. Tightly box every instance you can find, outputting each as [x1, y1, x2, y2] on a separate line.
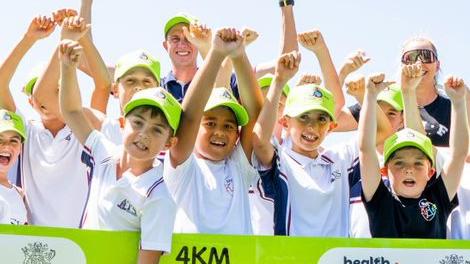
[164, 136, 178, 150]
[111, 83, 119, 98]
[427, 167, 436, 179]
[280, 116, 289, 128]
[380, 167, 388, 177]
[28, 97, 33, 106]
[328, 122, 338, 131]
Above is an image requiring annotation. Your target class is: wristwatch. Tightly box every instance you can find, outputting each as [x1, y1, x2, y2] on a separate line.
[279, 0, 294, 7]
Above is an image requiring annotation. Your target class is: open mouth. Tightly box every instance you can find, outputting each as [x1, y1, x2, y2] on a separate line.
[176, 51, 190, 56]
[133, 141, 148, 151]
[0, 152, 12, 165]
[403, 179, 416, 187]
[210, 139, 226, 147]
[301, 134, 318, 143]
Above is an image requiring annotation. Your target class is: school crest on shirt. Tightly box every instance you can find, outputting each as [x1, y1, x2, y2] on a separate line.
[330, 169, 341, 183]
[419, 198, 437, 221]
[117, 199, 137, 217]
[224, 175, 234, 196]
[21, 242, 56, 264]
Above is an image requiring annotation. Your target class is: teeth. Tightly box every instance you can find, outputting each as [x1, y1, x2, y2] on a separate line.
[177, 51, 189, 56]
[0, 152, 11, 157]
[302, 134, 316, 141]
[135, 142, 147, 150]
[211, 140, 225, 146]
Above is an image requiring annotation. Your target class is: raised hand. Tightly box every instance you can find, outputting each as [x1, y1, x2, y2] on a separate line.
[242, 28, 259, 46]
[212, 28, 244, 58]
[366, 73, 395, 96]
[444, 76, 467, 101]
[340, 50, 370, 76]
[52, 9, 78, 25]
[183, 22, 212, 51]
[297, 30, 327, 54]
[61, 16, 90, 41]
[59, 40, 84, 68]
[25, 16, 56, 40]
[275, 51, 301, 84]
[296, 73, 322, 86]
[345, 74, 366, 102]
[401, 61, 424, 92]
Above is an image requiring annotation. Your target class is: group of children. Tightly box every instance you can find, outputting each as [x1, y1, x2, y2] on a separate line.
[0, 0, 469, 263]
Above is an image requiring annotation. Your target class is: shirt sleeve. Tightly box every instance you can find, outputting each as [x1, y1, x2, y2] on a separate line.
[83, 130, 118, 171]
[140, 195, 177, 252]
[163, 151, 195, 193]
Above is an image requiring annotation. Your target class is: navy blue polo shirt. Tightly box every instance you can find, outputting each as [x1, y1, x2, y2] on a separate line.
[161, 71, 240, 103]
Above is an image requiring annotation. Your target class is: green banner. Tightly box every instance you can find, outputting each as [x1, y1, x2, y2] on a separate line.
[2, 224, 470, 263]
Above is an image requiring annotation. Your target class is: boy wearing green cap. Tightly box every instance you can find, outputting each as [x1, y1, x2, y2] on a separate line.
[163, 28, 263, 234]
[252, 51, 362, 236]
[358, 70, 468, 238]
[0, 110, 27, 225]
[101, 49, 162, 145]
[59, 39, 179, 263]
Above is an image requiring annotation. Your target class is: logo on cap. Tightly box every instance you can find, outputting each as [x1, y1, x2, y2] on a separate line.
[139, 52, 149, 61]
[406, 131, 416, 138]
[2, 112, 12, 121]
[313, 89, 323, 98]
[155, 90, 166, 99]
[419, 198, 437, 221]
[221, 90, 232, 99]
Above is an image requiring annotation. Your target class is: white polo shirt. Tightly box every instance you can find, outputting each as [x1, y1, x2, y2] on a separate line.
[164, 144, 257, 235]
[253, 138, 358, 237]
[21, 120, 89, 227]
[83, 130, 175, 252]
[0, 184, 27, 225]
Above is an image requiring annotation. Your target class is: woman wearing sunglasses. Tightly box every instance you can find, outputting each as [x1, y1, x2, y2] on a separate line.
[400, 37, 460, 148]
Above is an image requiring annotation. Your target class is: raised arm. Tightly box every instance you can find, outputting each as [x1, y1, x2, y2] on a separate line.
[400, 62, 427, 134]
[59, 39, 93, 145]
[33, 10, 79, 117]
[359, 74, 394, 202]
[253, 51, 300, 166]
[230, 34, 265, 160]
[298, 30, 343, 118]
[0, 16, 55, 111]
[442, 76, 469, 200]
[338, 50, 370, 88]
[169, 28, 239, 167]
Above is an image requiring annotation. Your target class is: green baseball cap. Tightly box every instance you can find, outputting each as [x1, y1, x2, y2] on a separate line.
[114, 50, 161, 83]
[383, 128, 434, 166]
[23, 63, 48, 96]
[377, 84, 404, 111]
[123, 87, 182, 134]
[283, 84, 336, 122]
[0, 110, 27, 142]
[164, 12, 197, 37]
[257, 74, 290, 96]
[204, 87, 249, 126]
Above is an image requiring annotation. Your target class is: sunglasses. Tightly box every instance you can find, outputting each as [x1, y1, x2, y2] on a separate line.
[401, 49, 438, 65]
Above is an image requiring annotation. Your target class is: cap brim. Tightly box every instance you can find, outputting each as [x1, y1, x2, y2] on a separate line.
[206, 101, 249, 127]
[384, 141, 434, 166]
[124, 98, 178, 133]
[0, 127, 26, 142]
[284, 105, 336, 122]
[114, 64, 160, 83]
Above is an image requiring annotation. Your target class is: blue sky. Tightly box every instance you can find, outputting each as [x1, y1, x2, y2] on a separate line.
[0, 0, 468, 146]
